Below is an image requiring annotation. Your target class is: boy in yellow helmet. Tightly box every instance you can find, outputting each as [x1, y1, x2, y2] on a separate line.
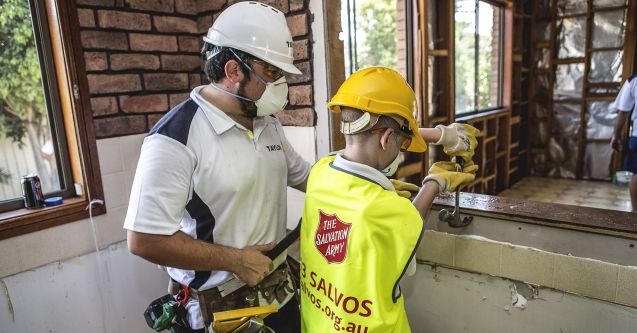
[299, 67, 478, 332]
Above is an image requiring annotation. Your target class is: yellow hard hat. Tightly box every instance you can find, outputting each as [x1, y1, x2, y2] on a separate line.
[328, 67, 427, 153]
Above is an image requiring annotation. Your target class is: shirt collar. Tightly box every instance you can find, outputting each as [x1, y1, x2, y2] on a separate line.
[333, 154, 395, 191]
[190, 86, 242, 135]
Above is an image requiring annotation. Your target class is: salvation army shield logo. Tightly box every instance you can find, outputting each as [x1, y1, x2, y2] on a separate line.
[315, 210, 352, 264]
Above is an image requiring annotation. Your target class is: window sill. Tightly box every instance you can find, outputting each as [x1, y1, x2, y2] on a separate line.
[0, 197, 106, 241]
[433, 192, 637, 238]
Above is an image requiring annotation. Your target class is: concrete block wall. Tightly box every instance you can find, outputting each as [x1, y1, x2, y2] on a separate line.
[77, 0, 315, 139]
[418, 229, 637, 308]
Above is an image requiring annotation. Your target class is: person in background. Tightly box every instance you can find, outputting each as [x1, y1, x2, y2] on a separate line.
[299, 67, 479, 333]
[610, 73, 637, 212]
[124, 2, 310, 332]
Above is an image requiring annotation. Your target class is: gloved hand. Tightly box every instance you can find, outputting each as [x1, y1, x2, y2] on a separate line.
[433, 123, 480, 162]
[390, 179, 420, 198]
[422, 161, 478, 193]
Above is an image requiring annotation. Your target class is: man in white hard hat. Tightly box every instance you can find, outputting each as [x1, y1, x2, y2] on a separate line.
[124, 2, 309, 332]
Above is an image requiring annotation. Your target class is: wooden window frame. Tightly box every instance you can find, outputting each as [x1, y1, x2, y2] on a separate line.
[0, 0, 105, 240]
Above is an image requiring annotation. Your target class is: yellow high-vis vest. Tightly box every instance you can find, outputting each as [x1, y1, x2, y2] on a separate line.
[300, 156, 424, 333]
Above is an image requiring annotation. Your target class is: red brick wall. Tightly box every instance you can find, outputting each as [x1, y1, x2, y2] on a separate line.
[77, 0, 314, 138]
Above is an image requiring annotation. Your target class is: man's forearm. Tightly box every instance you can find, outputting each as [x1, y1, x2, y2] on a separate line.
[127, 230, 242, 273]
[614, 112, 629, 137]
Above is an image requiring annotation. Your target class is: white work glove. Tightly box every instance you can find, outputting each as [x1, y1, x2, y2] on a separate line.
[433, 123, 480, 162]
[390, 179, 420, 198]
[422, 161, 479, 193]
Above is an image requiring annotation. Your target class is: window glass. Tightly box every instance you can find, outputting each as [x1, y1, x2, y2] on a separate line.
[342, 0, 409, 78]
[454, 0, 503, 114]
[0, 0, 68, 208]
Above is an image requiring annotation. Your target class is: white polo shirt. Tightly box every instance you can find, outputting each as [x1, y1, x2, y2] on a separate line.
[613, 75, 637, 137]
[124, 86, 310, 291]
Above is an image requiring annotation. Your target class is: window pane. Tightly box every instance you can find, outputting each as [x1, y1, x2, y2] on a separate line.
[477, 1, 500, 110]
[591, 10, 626, 48]
[556, 16, 586, 59]
[589, 50, 623, 83]
[342, 0, 407, 77]
[593, 0, 627, 7]
[455, 0, 476, 113]
[587, 101, 615, 140]
[455, 0, 502, 114]
[556, 0, 587, 16]
[0, 0, 61, 202]
[552, 103, 580, 136]
[554, 63, 584, 100]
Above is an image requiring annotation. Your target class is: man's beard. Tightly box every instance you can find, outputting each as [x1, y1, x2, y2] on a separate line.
[237, 77, 257, 118]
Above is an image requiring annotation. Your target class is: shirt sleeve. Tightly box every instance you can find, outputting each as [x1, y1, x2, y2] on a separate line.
[123, 134, 197, 235]
[613, 80, 635, 112]
[276, 122, 311, 186]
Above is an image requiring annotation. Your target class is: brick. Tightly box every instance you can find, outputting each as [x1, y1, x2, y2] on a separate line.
[87, 74, 142, 94]
[288, 85, 312, 106]
[147, 113, 166, 128]
[292, 39, 309, 60]
[94, 115, 147, 138]
[175, 0, 198, 14]
[98, 10, 151, 31]
[110, 53, 160, 70]
[169, 93, 190, 108]
[81, 31, 128, 50]
[179, 36, 201, 52]
[260, 0, 289, 13]
[189, 74, 202, 88]
[197, 15, 213, 34]
[286, 61, 311, 84]
[91, 97, 118, 116]
[275, 107, 314, 126]
[130, 33, 178, 52]
[125, 0, 174, 13]
[286, 13, 308, 37]
[198, 0, 226, 12]
[84, 52, 108, 71]
[78, 8, 95, 28]
[153, 16, 198, 33]
[290, 0, 304, 11]
[77, 0, 114, 6]
[161, 55, 201, 71]
[119, 94, 168, 113]
[144, 73, 189, 90]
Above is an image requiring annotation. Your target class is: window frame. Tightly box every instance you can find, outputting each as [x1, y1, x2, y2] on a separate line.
[454, 0, 505, 116]
[0, 0, 105, 240]
[0, 0, 75, 213]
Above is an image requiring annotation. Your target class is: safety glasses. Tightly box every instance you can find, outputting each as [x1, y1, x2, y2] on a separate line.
[250, 60, 285, 81]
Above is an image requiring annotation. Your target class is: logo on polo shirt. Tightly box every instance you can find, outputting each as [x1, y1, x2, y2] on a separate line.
[315, 210, 351, 264]
[266, 144, 282, 152]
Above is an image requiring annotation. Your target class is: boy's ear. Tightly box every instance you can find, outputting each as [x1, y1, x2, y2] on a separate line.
[380, 128, 394, 151]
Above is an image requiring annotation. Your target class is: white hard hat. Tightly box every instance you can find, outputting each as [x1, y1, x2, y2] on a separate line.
[203, 1, 301, 75]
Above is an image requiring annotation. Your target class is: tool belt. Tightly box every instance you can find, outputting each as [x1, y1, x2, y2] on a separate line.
[169, 263, 293, 326]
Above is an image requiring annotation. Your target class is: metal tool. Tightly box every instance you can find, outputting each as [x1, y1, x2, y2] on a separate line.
[217, 219, 301, 297]
[438, 158, 473, 228]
